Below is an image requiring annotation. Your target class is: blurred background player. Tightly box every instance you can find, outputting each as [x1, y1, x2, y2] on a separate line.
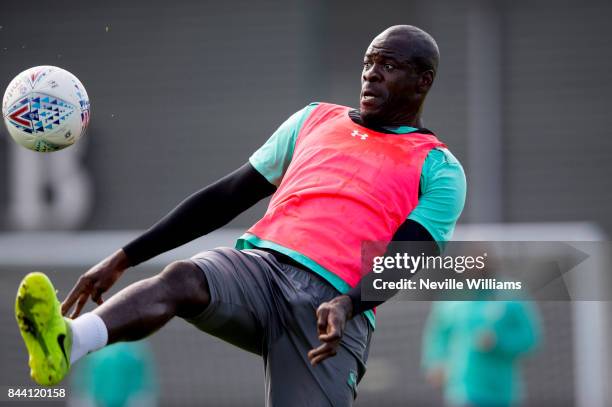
[422, 300, 542, 407]
[69, 341, 158, 407]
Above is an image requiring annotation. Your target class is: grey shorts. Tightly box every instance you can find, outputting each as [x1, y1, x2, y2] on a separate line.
[186, 247, 372, 407]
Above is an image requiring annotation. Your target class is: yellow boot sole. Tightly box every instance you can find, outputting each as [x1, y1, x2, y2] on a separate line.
[15, 272, 71, 386]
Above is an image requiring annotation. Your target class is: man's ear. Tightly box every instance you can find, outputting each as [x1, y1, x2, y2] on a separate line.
[417, 70, 435, 94]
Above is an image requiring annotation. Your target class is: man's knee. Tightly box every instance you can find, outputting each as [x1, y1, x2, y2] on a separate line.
[158, 260, 210, 316]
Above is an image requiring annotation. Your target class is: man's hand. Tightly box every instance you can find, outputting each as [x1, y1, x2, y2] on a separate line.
[61, 249, 130, 318]
[308, 295, 353, 366]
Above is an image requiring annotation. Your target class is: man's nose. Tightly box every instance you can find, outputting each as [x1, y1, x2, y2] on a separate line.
[363, 64, 382, 82]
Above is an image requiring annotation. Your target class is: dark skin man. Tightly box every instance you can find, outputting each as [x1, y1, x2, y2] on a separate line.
[63, 23, 440, 342]
[307, 25, 440, 365]
[18, 24, 462, 407]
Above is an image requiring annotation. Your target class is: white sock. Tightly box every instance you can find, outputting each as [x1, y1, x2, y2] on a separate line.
[69, 313, 108, 364]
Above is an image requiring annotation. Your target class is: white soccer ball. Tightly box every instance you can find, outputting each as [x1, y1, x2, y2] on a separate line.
[2, 66, 90, 152]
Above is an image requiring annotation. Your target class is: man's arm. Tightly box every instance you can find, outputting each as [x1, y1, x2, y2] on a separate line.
[62, 104, 318, 318]
[346, 220, 439, 316]
[123, 162, 276, 266]
[61, 163, 275, 317]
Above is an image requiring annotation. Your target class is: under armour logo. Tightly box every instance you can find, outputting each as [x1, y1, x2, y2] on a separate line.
[351, 130, 368, 140]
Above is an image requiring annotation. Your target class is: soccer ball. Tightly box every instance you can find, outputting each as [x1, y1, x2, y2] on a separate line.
[2, 66, 90, 152]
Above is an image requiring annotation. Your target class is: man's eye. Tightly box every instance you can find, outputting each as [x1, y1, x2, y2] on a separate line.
[384, 64, 395, 71]
[363, 62, 372, 70]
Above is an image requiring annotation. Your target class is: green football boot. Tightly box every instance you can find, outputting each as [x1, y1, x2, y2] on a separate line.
[15, 272, 72, 386]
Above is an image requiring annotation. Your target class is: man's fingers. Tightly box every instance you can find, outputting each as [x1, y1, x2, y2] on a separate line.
[62, 276, 93, 314]
[319, 310, 344, 341]
[316, 307, 329, 335]
[308, 343, 337, 366]
[311, 299, 349, 365]
[70, 293, 89, 319]
[310, 352, 335, 366]
[319, 316, 341, 342]
[61, 281, 85, 316]
[308, 342, 333, 359]
[60, 300, 71, 317]
[319, 330, 341, 343]
[307, 343, 328, 361]
[92, 294, 104, 306]
[91, 285, 105, 305]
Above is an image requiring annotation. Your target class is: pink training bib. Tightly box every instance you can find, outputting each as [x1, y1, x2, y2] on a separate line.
[249, 103, 445, 287]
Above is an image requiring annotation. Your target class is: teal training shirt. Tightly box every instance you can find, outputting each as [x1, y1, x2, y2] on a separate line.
[71, 342, 158, 407]
[422, 301, 542, 406]
[237, 103, 467, 327]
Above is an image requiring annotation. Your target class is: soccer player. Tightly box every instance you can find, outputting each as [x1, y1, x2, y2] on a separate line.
[15, 25, 466, 406]
[422, 301, 541, 406]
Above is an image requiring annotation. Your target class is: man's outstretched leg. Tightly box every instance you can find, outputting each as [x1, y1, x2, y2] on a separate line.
[15, 260, 210, 386]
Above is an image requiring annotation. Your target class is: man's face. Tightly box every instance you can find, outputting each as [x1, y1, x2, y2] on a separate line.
[359, 35, 423, 125]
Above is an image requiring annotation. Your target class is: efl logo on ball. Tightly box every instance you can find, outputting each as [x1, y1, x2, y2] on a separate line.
[2, 66, 90, 152]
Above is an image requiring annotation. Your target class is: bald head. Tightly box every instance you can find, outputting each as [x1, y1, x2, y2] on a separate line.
[359, 25, 440, 126]
[372, 25, 440, 76]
